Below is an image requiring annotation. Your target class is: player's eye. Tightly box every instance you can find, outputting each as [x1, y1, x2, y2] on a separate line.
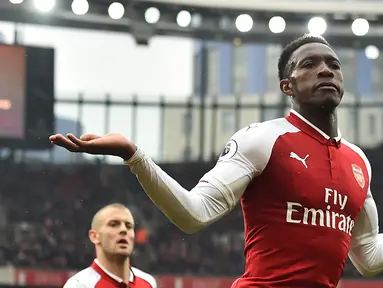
[108, 221, 119, 227]
[302, 61, 315, 69]
[125, 222, 134, 229]
[329, 62, 340, 70]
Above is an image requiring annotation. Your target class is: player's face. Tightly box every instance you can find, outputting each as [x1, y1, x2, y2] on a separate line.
[285, 43, 344, 110]
[94, 208, 135, 257]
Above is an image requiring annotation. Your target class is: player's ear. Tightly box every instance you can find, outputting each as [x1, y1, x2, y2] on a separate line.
[280, 79, 293, 96]
[89, 229, 100, 244]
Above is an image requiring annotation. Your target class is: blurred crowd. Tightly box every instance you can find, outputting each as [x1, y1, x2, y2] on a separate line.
[0, 146, 382, 278]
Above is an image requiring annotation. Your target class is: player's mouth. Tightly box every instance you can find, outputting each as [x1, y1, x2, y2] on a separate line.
[314, 81, 339, 92]
[117, 239, 129, 246]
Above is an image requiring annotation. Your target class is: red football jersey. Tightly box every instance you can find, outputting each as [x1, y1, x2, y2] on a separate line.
[64, 259, 156, 288]
[230, 111, 369, 287]
[126, 109, 379, 287]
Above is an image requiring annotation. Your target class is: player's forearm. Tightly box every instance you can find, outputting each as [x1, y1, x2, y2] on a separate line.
[349, 190, 383, 277]
[349, 234, 383, 276]
[124, 148, 232, 233]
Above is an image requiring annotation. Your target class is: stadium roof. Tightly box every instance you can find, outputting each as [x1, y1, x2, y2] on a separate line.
[3, 0, 383, 47]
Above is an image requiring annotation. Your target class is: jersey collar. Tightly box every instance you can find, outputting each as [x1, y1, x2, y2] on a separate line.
[287, 109, 342, 146]
[92, 259, 134, 284]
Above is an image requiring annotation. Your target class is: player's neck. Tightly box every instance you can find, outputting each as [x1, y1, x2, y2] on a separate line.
[294, 105, 338, 139]
[97, 253, 131, 283]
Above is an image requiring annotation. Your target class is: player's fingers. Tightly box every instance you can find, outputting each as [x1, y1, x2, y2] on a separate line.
[50, 134, 71, 143]
[49, 134, 63, 141]
[80, 134, 100, 141]
[50, 134, 81, 152]
[67, 133, 87, 146]
[67, 133, 103, 152]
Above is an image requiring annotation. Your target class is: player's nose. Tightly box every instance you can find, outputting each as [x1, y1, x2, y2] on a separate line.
[119, 228, 128, 235]
[317, 63, 334, 79]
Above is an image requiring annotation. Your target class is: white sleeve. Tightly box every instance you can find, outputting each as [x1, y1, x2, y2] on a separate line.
[63, 277, 88, 288]
[151, 278, 157, 288]
[348, 156, 383, 277]
[125, 123, 273, 233]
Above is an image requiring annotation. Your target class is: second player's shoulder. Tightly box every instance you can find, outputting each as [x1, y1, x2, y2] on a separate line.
[131, 267, 157, 288]
[63, 267, 101, 288]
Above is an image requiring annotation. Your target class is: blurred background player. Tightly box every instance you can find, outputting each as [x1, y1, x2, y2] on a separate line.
[63, 203, 156, 288]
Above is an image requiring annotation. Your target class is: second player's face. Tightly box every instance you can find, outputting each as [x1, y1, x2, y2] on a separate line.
[97, 208, 135, 257]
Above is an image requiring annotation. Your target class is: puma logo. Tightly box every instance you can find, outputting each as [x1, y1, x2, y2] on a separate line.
[290, 152, 309, 168]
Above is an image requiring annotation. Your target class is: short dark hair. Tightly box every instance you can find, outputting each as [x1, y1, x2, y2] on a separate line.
[277, 34, 331, 81]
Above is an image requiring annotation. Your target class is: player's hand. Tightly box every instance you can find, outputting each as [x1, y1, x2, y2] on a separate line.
[49, 133, 137, 160]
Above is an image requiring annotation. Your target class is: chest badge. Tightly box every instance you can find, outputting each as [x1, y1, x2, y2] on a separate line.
[352, 164, 365, 189]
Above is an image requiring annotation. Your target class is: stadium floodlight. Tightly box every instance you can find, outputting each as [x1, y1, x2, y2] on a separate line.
[176, 10, 191, 28]
[352, 18, 369, 36]
[269, 16, 286, 34]
[308, 17, 327, 35]
[33, 0, 56, 13]
[235, 14, 253, 33]
[71, 0, 89, 16]
[9, 0, 24, 4]
[145, 7, 160, 24]
[191, 14, 202, 28]
[365, 45, 379, 60]
[219, 16, 231, 29]
[108, 2, 124, 20]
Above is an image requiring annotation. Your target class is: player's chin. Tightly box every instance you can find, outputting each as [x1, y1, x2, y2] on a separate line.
[114, 249, 132, 257]
[115, 246, 133, 255]
[314, 91, 342, 108]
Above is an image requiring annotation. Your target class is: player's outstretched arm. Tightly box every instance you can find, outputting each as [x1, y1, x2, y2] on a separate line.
[50, 124, 271, 233]
[125, 124, 272, 233]
[349, 157, 383, 277]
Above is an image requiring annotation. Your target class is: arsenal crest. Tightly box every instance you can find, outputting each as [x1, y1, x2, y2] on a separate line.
[352, 164, 365, 189]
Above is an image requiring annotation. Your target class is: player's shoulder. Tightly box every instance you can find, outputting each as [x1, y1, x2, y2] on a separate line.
[219, 117, 299, 162]
[132, 266, 157, 288]
[341, 138, 366, 157]
[233, 117, 299, 141]
[341, 138, 371, 171]
[64, 267, 100, 288]
[228, 117, 299, 151]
